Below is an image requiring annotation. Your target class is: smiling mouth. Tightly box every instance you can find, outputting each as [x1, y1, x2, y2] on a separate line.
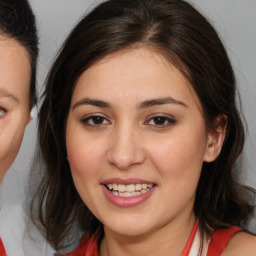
[105, 183, 154, 197]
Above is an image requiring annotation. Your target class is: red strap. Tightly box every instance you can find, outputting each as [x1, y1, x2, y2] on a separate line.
[181, 220, 199, 256]
[0, 237, 7, 256]
[207, 226, 242, 256]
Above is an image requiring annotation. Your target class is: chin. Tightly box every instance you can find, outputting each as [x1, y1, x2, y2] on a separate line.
[103, 215, 155, 237]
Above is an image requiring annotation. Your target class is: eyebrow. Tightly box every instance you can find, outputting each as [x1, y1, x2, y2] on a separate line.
[138, 97, 187, 109]
[72, 98, 111, 109]
[72, 96, 187, 110]
[0, 89, 19, 103]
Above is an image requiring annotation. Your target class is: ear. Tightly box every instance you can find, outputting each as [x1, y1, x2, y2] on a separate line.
[203, 115, 227, 162]
[26, 114, 33, 125]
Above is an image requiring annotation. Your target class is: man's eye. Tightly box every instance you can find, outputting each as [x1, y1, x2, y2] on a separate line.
[147, 116, 176, 128]
[81, 115, 110, 126]
[0, 108, 7, 118]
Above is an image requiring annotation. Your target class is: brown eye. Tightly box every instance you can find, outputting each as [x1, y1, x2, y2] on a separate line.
[153, 117, 167, 125]
[91, 116, 105, 125]
[147, 115, 176, 128]
[81, 115, 110, 127]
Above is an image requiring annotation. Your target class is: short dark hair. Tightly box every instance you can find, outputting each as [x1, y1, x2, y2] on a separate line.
[0, 0, 39, 108]
[31, 0, 254, 250]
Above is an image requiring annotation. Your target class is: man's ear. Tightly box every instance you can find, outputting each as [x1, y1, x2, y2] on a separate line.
[204, 115, 227, 162]
[27, 107, 37, 126]
[26, 114, 33, 125]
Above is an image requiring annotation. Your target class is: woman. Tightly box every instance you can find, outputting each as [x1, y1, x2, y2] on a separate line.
[31, 0, 256, 255]
[0, 0, 38, 255]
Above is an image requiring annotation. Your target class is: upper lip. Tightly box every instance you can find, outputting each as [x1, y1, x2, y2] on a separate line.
[101, 178, 155, 185]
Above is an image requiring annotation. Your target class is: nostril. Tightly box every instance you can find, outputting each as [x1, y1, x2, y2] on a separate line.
[107, 145, 146, 170]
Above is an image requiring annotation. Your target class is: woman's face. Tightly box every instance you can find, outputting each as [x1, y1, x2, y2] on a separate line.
[66, 47, 221, 237]
[0, 36, 31, 182]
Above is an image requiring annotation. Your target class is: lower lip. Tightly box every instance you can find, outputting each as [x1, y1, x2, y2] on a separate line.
[102, 185, 156, 207]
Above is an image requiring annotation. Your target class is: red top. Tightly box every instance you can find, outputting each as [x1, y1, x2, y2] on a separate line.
[207, 226, 242, 256]
[0, 237, 7, 256]
[59, 224, 242, 256]
[181, 220, 199, 255]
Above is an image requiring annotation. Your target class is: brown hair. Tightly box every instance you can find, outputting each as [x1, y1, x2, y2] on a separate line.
[31, 0, 254, 251]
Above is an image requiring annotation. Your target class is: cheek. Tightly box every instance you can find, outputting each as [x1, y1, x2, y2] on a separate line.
[66, 122, 105, 183]
[67, 137, 100, 176]
[148, 130, 207, 187]
[66, 130, 106, 211]
[0, 117, 28, 173]
[146, 135, 206, 217]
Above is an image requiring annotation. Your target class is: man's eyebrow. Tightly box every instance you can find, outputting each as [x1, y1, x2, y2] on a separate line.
[0, 89, 19, 103]
[72, 98, 111, 109]
[138, 97, 187, 109]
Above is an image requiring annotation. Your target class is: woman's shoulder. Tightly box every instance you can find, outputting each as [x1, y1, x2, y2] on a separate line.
[206, 226, 256, 256]
[222, 231, 256, 256]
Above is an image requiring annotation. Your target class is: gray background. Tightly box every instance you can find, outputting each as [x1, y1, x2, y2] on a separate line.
[0, 0, 255, 255]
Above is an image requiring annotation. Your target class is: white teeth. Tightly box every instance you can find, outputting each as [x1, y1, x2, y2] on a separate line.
[107, 184, 113, 190]
[135, 184, 142, 191]
[106, 183, 154, 195]
[123, 192, 131, 197]
[126, 184, 135, 192]
[109, 188, 151, 197]
[112, 191, 119, 196]
[117, 184, 126, 192]
[142, 184, 147, 190]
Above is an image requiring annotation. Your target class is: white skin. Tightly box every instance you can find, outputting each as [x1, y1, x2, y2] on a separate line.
[0, 36, 31, 183]
[66, 47, 253, 256]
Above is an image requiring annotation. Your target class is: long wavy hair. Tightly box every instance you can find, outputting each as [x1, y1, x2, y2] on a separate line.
[31, 0, 254, 251]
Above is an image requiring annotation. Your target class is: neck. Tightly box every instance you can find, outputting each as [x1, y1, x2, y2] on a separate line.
[100, 212, 196, 256]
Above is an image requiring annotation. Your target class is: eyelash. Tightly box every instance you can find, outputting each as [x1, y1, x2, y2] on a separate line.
[81, 114, 176, 128]
[81, 115, 111, 127]
[145, 115, 176, 128]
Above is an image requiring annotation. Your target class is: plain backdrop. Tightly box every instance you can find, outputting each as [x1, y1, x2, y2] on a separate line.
[0, 0, 255, 255]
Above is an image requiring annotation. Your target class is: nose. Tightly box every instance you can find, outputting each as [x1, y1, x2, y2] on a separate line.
[107, 125, 146, 170]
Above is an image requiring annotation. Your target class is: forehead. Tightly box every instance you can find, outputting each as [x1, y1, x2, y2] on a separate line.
[73, 47, 202, 111]
[0, 35, 31, 103]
